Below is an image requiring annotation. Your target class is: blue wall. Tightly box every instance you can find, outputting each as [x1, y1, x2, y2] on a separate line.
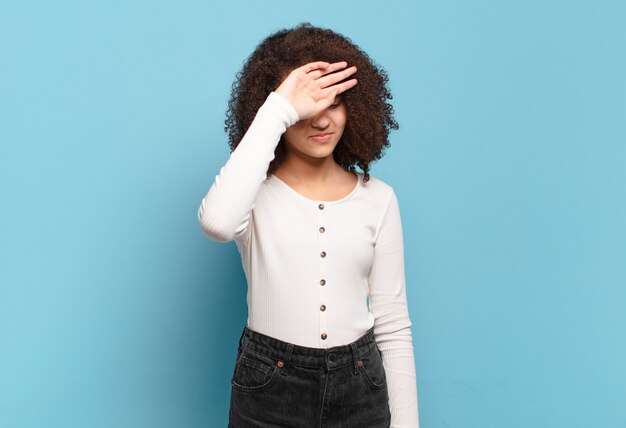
[1, 1, 625, 427]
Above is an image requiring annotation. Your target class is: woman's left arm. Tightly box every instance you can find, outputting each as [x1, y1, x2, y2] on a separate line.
[368, 189, 420, 428]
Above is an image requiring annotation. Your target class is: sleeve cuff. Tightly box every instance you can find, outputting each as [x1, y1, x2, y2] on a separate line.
[267, 91, 300, 126]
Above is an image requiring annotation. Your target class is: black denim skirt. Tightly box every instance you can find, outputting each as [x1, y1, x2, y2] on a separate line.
[227, 325, 391, 427]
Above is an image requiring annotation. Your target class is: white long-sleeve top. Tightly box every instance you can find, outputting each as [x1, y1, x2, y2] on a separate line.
[198, 91, 419, 427]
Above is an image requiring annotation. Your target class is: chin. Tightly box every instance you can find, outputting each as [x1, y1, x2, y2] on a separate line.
[291, 141, 338, 158]
[303, 150, 335, 159]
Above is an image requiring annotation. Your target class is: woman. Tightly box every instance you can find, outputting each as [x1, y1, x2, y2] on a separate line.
[198, 22, 419, 427]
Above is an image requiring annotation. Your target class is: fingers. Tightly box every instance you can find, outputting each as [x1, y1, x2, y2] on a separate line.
[294, 60, 355, 84]
[300, 61, 331, 74]
[289, 60, 358, 103]
[306, 61, 348, 80]
[321, 78, 358, 99]
[341, 78, 358, 92]
[316, 65, 357, 89]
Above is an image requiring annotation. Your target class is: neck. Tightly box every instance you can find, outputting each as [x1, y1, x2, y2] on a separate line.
[275, 152, 343, 183]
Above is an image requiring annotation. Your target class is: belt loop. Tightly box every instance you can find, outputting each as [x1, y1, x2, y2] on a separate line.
[283, 343, 294, 364]
[280, 343, 294, 376]
[238, 325, 246, 347]
[349, 342, 358, 375]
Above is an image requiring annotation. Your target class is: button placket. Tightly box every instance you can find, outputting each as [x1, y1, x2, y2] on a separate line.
[317, 201, 328, 345]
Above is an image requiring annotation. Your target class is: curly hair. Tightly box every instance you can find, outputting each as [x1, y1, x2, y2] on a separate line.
[224, 22, 399, 183]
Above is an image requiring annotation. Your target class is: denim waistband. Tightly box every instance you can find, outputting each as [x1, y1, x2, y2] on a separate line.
[238, 325, 378, 373]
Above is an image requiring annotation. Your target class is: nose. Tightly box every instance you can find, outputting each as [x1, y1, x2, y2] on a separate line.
[311, 111, 331, 129]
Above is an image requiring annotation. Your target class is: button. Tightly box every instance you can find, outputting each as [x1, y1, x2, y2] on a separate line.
[328, 353, 336, 362]
[321, 333, 327, 340]
[318, 203, 324, 210]
[320, 304, 326, 311]
[320, 251, 326, 258]
[277, 361, 284, 367]
[320, 279, 326, 286]
[319, 226, 325, 233]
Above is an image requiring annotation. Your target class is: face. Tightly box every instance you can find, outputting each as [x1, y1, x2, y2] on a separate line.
[282, 96, 347, 160]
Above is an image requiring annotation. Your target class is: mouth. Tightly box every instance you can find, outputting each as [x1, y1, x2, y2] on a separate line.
[309, 132, 333, 143]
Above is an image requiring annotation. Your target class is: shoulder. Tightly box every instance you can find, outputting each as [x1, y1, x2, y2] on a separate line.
[357, 172, 397, 205]
[358, 173, 404, 241]
[355, 173, 401, 230]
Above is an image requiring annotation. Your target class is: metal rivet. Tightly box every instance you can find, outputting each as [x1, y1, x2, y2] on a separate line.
[320, 251, 326, 258]
[318, 203, 324, 210]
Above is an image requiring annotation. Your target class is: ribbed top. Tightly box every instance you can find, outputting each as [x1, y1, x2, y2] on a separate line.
[198, 91, 419, 427]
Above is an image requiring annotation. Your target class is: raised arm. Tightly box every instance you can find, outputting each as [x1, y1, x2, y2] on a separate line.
[198, 60, 358, 244]
[368, 189, 420, 427]
[197, 91, 299, 243]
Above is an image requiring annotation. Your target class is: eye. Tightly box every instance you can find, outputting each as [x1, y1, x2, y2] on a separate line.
[329, 102, 340, 109]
